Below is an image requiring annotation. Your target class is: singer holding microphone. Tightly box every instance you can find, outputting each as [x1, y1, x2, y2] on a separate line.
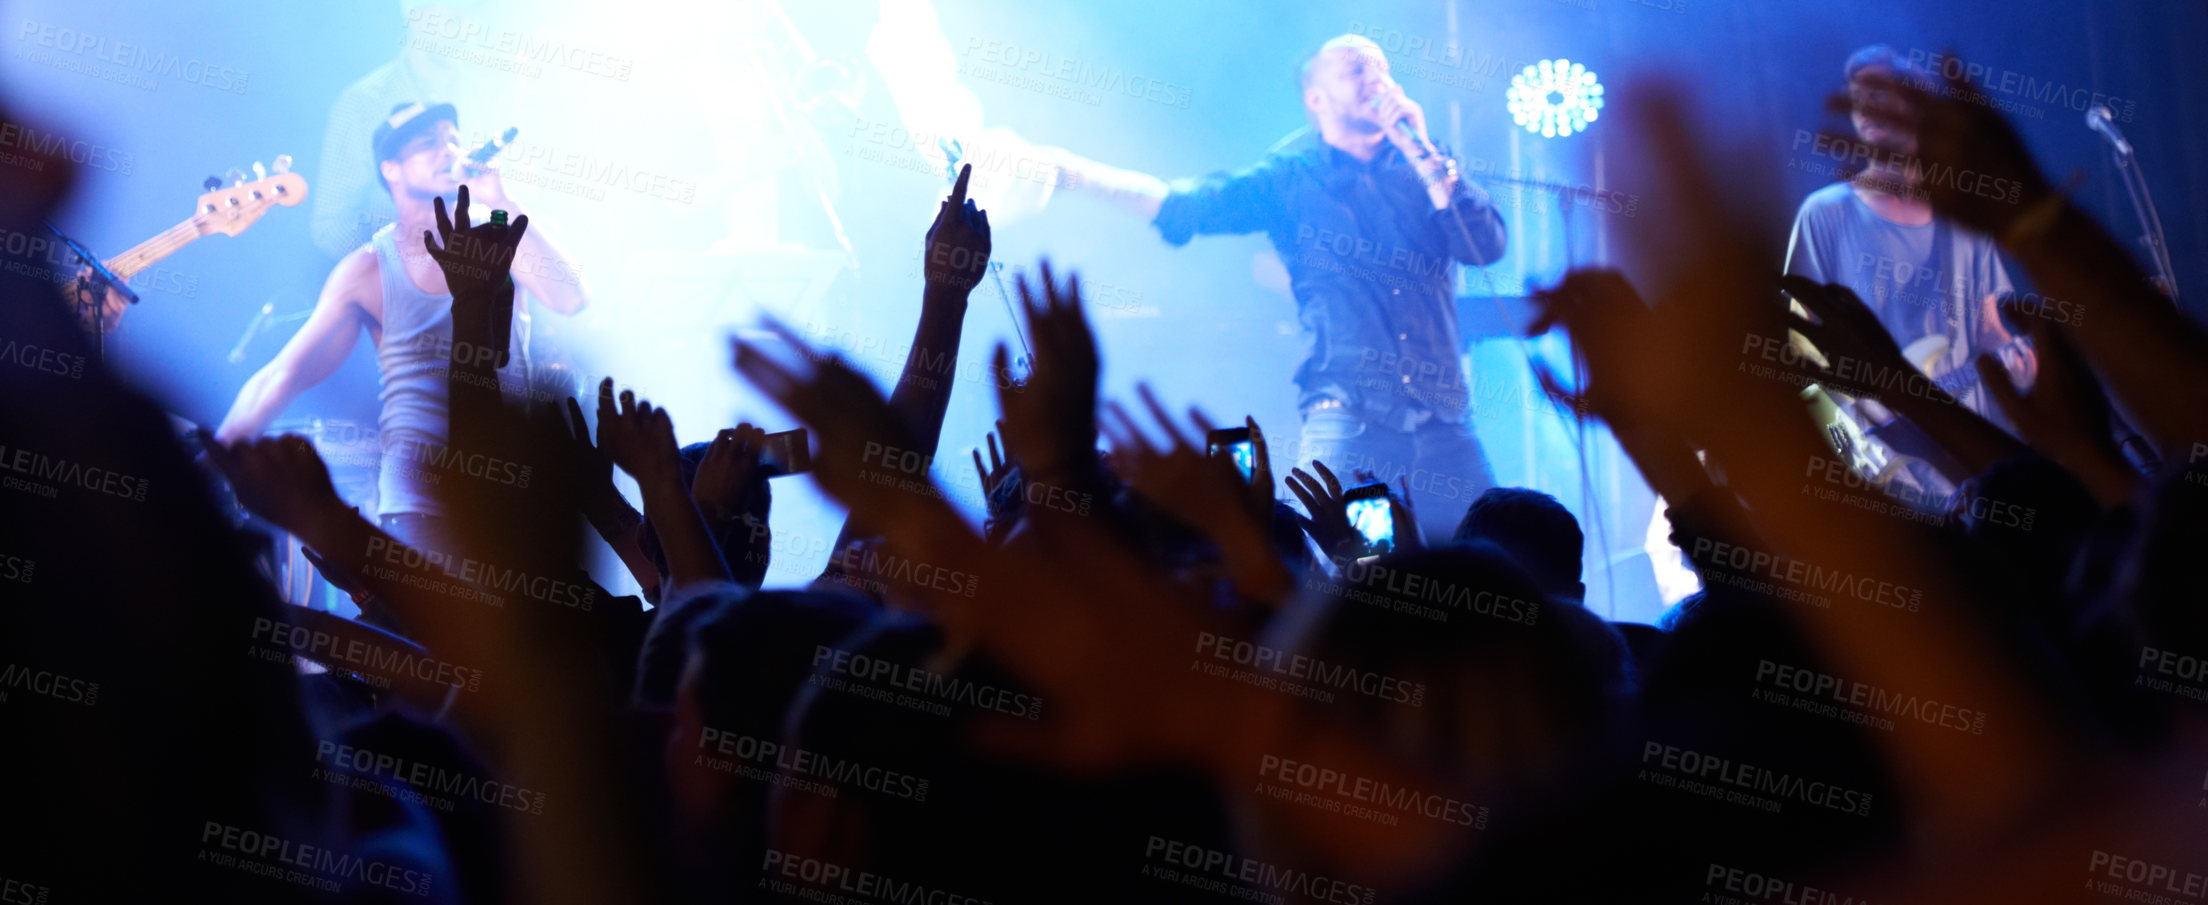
[1046, 34, 1508, 538]
[213, 101, 589, 557]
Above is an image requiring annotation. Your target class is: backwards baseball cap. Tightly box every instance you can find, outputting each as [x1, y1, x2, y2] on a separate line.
[1842, 44, 1928, 83]
[371, 100, 458, 164]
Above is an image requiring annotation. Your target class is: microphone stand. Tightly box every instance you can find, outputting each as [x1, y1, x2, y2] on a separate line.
[42, 220, 136, 361]
[2095, 132, 2177, 472]
[2107, 137, 2179, 302]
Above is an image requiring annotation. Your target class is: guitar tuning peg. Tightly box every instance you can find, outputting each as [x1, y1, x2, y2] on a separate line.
[271, 155, 292, 175]
[225, 167, 248, 186]
[203, 176, 223, 192]
[252, 161, 267, 181]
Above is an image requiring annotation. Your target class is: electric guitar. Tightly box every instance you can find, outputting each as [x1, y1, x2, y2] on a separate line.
[1809, 332, 2034, 483]
[72, 160, 309, 332]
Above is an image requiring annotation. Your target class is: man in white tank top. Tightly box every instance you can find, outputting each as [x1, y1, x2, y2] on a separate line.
[214, 101, 589, 555]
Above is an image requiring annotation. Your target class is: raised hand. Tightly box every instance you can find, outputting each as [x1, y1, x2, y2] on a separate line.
[594, 380, 681, 487]
[997, 260, 1099, 482]
[1976, 301, 2138, 506]
[1105, 390, 1295, 604]
[733, 319, 982, 610]
[592, 380, 734, 589]
[1526, 269, 1680, 432]
[424, 184, 528, 369]
[1845, 65, 2055, 238]
[1285, 460, 1360, 561]
[925, 163, 992, 292]
[692, 424, 765, 520]
[1338, 467, 1421, 551]
[561, 382, 620, 503]
[196, 431, 348, 538]
[1779, 275, 1913, 395]
[1101, 386, 1258, 528]
[733, 321, 929, 520]
[1244, 415, 1277, 526]
[972, 421, 1016, 502]
[424, 183, 528, 295]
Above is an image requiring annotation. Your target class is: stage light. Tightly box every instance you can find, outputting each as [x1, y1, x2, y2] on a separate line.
[1506, 59, 1604, 138]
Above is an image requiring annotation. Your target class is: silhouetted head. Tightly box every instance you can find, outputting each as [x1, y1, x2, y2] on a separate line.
[1271, 543, 1631, 799]
[1454, 487, 1585, 603]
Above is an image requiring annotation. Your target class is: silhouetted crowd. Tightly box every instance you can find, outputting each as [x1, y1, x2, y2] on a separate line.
[4, 66, 2207, 905]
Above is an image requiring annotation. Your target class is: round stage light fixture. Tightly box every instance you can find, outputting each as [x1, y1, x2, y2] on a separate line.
[1507, 59, 1604, 138]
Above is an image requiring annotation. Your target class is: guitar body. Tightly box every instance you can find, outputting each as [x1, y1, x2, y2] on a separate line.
[1810, 333, 2028, 484]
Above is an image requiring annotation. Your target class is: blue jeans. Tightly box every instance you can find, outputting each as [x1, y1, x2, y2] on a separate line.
[1295, 407, 1497, 544]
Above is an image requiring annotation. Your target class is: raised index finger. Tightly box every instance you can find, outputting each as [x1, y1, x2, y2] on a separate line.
[948, 162, 972, 210]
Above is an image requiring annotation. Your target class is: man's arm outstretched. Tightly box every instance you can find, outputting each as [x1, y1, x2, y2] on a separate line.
[215, 249, 376, 443]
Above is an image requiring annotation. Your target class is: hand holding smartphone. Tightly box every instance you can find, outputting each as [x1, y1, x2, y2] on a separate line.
[1205, 426, 1255, 479]
[1341, 481, 1399, 558]
[758, 428, 812, 478]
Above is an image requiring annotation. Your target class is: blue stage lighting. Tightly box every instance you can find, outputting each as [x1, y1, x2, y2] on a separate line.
[1507, 59, 1604, 138]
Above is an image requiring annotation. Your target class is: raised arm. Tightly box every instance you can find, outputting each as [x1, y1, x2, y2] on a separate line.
[1057, 147, 1294, 248]
[827, 163, 989, 554]
[895, 164, 990, 458]
[214, 248, 375, 443]
[1052, 150, 1170, 221]
[598, 382, 732, 595]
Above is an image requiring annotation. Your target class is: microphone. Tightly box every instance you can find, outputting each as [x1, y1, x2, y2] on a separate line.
[2086, 106, 2131, 158]
[227, 300, 275, 364]
[454, 126, 519, 177]
[1373, 96, 1437, 160]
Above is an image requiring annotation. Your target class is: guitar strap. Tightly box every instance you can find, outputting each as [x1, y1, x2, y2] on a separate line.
[1931, 216, 1956, 350]
[1929, 215, 1986, 416]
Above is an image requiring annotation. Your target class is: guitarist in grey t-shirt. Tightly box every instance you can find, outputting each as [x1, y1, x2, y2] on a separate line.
[1783, 46, 2039, 494]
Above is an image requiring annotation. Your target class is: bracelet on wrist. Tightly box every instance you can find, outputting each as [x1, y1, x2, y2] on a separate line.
[1419, 157, 1460, 187]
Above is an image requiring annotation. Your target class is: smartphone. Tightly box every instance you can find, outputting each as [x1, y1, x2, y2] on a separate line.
[759, 428, 812, 477]
[1341, 482, 1397, 557]
[1205, 426, 1255, 479]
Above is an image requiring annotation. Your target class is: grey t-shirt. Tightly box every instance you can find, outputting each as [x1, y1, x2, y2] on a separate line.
[1784, 182, 2015, 415]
